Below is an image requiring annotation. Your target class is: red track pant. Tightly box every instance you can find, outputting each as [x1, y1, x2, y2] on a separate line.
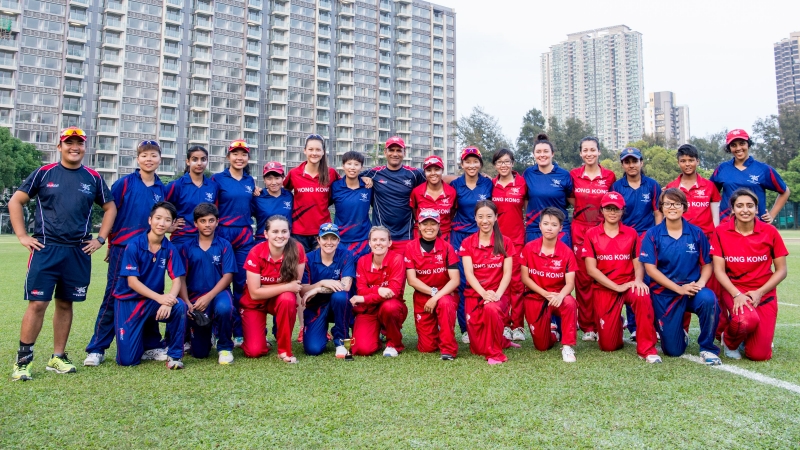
[524, 294, 578, 351]
[413, 293, 458, 356]
[508, 252, 526, 329]
[719, 288, 777, 361]
[466, 295, 511, 362]
[571, 221, 596, 333]
[593, 287, 658, 358]
[240, 291, 297, 358]
[352, 299, 408, 356]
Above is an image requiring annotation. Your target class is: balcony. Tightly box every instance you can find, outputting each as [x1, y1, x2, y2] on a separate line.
[100, 72, 121, 82]
[338, 3, 353, 15]
[195, 1, 212, 13]
[318, 0, 330, 9]
[69, 10, 88, 23]
[99, 88, 120, 99]
[244, 104, 259, 115]
[103, 35, 122, 47]
[244, 120, 257, 130]
[165, 27, 182, 40]
[338, 18, 353, 29]
[66, 46, 85, 59]
[272, 1, 287, 13]
[97, 124, 118, 134]
[246, 42, 261, 54]
[318, 26, 331, 37]
[163, 60, 180, 72]
[165, 10, 182, 23]
[248, 26, 261, 39]
[190, 66, 210, 77]
[0, 0, 20, 12]
[161, 94, 178, 105]
[160, 128, 177, 139]
[247, 57, 260, 69]
[246, 73, 260, 84]
[162, 77, 179, 89]
[0, 36, 17, 49]
[105, 0, 122, 11]
[248, 0, 261, 9]
[337, 72, 353, 84]
[94, 159, 117, 170]
[268, 123, 285, 132]
[247, 11, 261, 23]
[95, 143, 118, 153]
[338, 59, 353, 70]
[194, 16, 212, 29]
[270, 47, 287, 58]
[67, 27, 86, 41]
[98, 105, 118, 116]
[160, 112, 177, 122]
[167, 0, 182, 6]
[189, 98, 209, 108]
[62, 102, 81, 112]
[317, 97, 329, 108]
[318, 40, 331, 52]
[245, 88, 259, 100]
[192, 50, 211, 61]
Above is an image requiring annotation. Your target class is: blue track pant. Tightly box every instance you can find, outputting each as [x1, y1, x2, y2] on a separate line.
[188, 291, 235, 357]
[653, 287, 719, 356]
[115, 298, 187, 366]
[302, 291, 351, 356]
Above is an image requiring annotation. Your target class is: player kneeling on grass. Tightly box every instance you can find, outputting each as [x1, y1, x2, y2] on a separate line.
[639, 189, 721, 365]
[114, 202, 187, 369]
[178, 203, 237, 365]
[404, 210, 461, 360]
[350, 226, 408, 357]
[711, 189, 788, 361]
[520, 207, 579, 363]
[299, 223, 356, 357]
[582, 192, 661, 363]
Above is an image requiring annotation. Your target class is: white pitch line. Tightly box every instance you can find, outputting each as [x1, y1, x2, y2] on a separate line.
[681, 354, 800, 395]
[779, 302, 800, 307]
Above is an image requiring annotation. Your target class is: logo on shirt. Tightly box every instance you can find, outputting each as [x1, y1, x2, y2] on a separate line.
[245, 186, 253, 194]
[695, 190, 705, 197]
[552, 260, 562, 268]
[79, 183, 93, 195]
[642, 193, 650, 202]
[551, 179, 562, 188]
[440, 197, 450, 206]
[46, 182, 59, 188]
[334, 269, 340, 277]
[377, 178, 387, 184]
[247, 259, 256, 267]
[416, 314, 422, 322]
[748, 175, 760, 184]
[31, 289, 44, 296]
[403, 179, 412, 187]
[597, 179, 606, 186]
[282, 201, 291, 209]
[435, 254, 443, 264]
[125, 264, 137, 271]
[212, 255, 220, 263]
[510, 188, 520, 195]
[73, 286, 87, 296]
[360, 193, 369, 202]
[154, 194, 161, 202]
[608, 193, 619, 200]
[205, 192, 214, 202]
[159, 258, 166, 268]
[404, 256, 411, 263]
[686, 243, 697, 254]
[478, 194, 487, 201]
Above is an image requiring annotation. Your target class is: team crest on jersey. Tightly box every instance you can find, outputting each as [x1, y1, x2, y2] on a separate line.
[552, 260, 561, 268]
[435, 254, 443, 264]
[404, 256, 411, 263]
[378, 178, 387, 184]
[205, 192, 214, 201]
[247, 259, 256, 267]
[642, 193, 650, 202]
[212, 255, 220, 263]
[551, 179, 561, 188]
[686, 243, 697, 254]
[748, 175, 760, 184]
[510, 188, 520, 195]
[478, 194, 487, 201]
[159, 258, 166, 268]
[79, 183, 93, 194]
[74, 286, 87, 296]
[441, 197, 450, 205]
[46, 182, 59, 188]
[334, 269, 340, 277]
[153, 194, 161, 202]
[597, 179, 606, 186]
[695, 190, 705, 197]
[245, 186, 253, 193]
[403, 179, 412, 187]
[360, 193, 369, 202]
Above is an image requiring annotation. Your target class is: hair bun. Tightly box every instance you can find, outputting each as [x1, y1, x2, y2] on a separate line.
[536, 133, 549, 141]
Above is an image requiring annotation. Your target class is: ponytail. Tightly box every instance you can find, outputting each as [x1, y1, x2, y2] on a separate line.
[474, 199, 507, 257]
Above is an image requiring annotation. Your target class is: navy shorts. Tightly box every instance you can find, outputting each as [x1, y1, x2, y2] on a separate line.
[25, 245, 91, 302]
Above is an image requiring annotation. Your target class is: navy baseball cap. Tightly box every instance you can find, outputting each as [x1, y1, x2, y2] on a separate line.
[318, 222, 340, 238]
[619, 147, 643, 161]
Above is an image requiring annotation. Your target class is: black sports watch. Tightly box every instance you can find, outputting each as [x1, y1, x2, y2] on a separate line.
[96, 236, 106, 245]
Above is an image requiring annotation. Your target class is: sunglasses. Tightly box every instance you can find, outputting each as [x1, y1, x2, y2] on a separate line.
[228, 140, 249, 151]
[461, 147, 481, 157]
[60, 127, 86, 138]
[418, 210, 440, 220]
[138, 140, 160, 148]
[306, 134, 324, 141]
[320, 223, 338, 232]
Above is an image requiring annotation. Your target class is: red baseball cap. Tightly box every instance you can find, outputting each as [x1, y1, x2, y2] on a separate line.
[460, 147, 482, 161]
[263, 161, 284, 176]
[385, 136, 405, 149]
[60, 126, 87, 142]
[600, 192, 625, 209]
[423, 155, 444, 169]
[417, 209, 441, 223]
[726, 129, 750, 145]
[228, 139, 250, 153]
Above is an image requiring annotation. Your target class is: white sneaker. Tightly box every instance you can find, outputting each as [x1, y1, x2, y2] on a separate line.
[383, 346, 398, 357]
[233, 337, 244, 348]
[83, 353, 105, 366]
[141, 348, 168, 361]
[561, 345, 576, 363]
[644, 354, 662, 364]
[699, 350, 722, 366]
[218, 350, 234, 365]
[629, 331, 637, 342]
[335, 345, 347, 359]
[503, 327, 513, 340]
[511, 327, 526, 341]
[582, 331, 598, 341]
[461, 332, 470, 344]
[720, 332, 741, 360]
[183, 342, 192, 353]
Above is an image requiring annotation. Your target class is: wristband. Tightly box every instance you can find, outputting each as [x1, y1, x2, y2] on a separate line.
[733, 292, 741, 299]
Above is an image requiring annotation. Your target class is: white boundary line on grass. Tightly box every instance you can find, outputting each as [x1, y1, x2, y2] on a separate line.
[681, 354, 800, 395]
[778, 302, 800, 307]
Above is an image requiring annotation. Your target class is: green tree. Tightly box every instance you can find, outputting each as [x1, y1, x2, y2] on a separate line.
[689, 131, 729, 171]
[515, 108, 545, 171]
[455, 106, 513, 175]
[775, 154, 800, 229]
[751, 105, 800, 171]
[544, 116, 607, 170]
[601, 141, 682, 187]
[0, 127, 43, 193]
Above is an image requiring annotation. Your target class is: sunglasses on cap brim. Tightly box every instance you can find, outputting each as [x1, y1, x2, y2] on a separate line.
[60, 128, 86, 140]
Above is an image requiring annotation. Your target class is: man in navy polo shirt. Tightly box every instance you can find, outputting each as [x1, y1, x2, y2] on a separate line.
[10, 127, 116, 381]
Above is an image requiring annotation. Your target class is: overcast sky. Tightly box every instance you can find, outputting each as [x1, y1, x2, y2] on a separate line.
[453, 0, 798, 142]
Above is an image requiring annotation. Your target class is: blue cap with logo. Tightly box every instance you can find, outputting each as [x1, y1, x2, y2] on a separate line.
[619, 147, 643, 161]
[318, 222, 340, 238]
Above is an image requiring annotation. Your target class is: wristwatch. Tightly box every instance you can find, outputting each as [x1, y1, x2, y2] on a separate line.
[430, 287, 438, 296]
[96, 236, 106, 245]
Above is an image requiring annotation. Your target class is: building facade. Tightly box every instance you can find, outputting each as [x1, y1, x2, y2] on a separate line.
[0, 0, 457, 186]
[541, 25, 644, 151]
[644, 91, 689, 146]
[774, 31, 800, 107]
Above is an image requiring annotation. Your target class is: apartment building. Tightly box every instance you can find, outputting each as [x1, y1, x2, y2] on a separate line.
[644, 91, 690, 146]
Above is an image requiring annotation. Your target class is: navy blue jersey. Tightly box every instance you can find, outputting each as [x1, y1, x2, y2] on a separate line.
[211, 168, 256, 227]
[710, 156, 787, 221]
[108, 169, 167, 246]
[165, 173, 219, 240]
[18, 163, 112, 246]
[639, 219, 710, 296]
[114, 233, 185, 301]
[179, 235, 237, 300]
[361, 165, 425, 241]
[252, 188, 294, 239]
[330, 178, 372, 243]
[522, 163, 573, 236]
[301, 245, 357, 284]
[611, 175, 662, 234]
[450, 175, 494, 235]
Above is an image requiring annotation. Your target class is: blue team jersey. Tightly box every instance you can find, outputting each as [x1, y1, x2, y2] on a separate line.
[522, 163, 573, 236]
[252, 188, 294, 239]
[611, 175, 662, 234]
[450, 175, 494, 235]
[639, 219, 710, 296]
[108, 169, 167, 247]
[710, 156, 787, 220]
[17, 162, 112, 246]
[165, 173, 219, 239]
[211, 168, 256, 228]
[361, 165, 426, 241]
[301, 245, 357, 284]
[330, 178, 372, 243]
[114, 233, 185, 301]
[179, 235, 237, 300]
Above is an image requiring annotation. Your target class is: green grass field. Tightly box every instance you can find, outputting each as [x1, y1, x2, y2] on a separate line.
[1, 234, 800, 448]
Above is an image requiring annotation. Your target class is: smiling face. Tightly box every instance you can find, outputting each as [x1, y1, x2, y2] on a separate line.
[678, 155, 697, 177]
[368, 229, 391, 256]
[384, 145, 404, 169]
[732, 194, 757, 224]
[622, 157, 642, 178]
[304, 139, 324, 165]
[601, 205, 623, 225]
[58, 137, 86, 167]
[263, 173, 283, 195]
[418, 218, 440, 240]
[580, 140, 600, 166]
[227, 149, 249, 170]
[475, 206, 497, 234]
[138, 149, 161, 175]
[660, 195, 686, 221]
[266, 218, 291, 250]
[534, 143, 553, 167]
[425, 166, 443, 185]
[317, 234, 339, 255]
[461, 155, 481, 177]
[494, 154, 513, 178]
[196, 214, 218, 238]
[729, 139, 749, 162]
[148, 207, 174, 237]
[343, 158, 362, 179]
[187, 150, 208, 176]
[539, 214, 563, 240]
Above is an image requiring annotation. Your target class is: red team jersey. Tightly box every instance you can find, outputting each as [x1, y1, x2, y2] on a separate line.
[241, 241, 307, 306]
[665, 174, 721, 236]
[283, 162, 341, 235]
[709, 220, 788, 292]
[355, 251, 406, 305]
[520, 238, 578, 300]
[492, 173, 527, 245]
[458, 233, 515, 298]
[581, 224, 640, 285]
[409, 183, 457, 235]
[570, 165, 616, 225]
[404, 238, 459, 294]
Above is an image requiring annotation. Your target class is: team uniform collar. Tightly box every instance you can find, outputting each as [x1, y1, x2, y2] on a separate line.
[528, 238, 562, 257]
[134, 168, 164, 186]
[619, 174, 648, 189]
[731, 155, 755, 168]
[421, 237, 447, 255]
[298, 161, 320, 180]
[655, 218, 692, 237]
[576, 164, 607, 180]
[492, 171, 522, 186]
[600, 224, 633, 238]
[532, 162, 560, 174]
[722, 218, 765, 236]
[471, 232, 499, 249]
[370, 250, 395, 270]
[181, 172, 210, 186]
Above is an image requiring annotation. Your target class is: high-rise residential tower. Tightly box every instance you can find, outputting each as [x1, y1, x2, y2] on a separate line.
[774, 31, 800, 107]
[0, 0, 457, 186]
[644, 91, 690, 146]
[541, 25, 644, 151]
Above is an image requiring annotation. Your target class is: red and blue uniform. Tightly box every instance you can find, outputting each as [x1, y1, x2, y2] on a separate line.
[409, 182, 457, 241]
[85, 169, 165, 355]
[665, 175, 720, 237]
[113, 233, 187, 366]
[710, 156, 787, 221]
[252, 188, 293, 243]
[165, 173, 219, 248]
[330, 178, 373, 258]
[639, 219, 719, 357]
[710, 220, 788, 361]
[301, 246, 357, 355]
[360, 165, 426, 253]
[179, 235, 237, 357]
[284, 162, 340, 251]
[492, 173, 527, 331]
[523, 163, 573, 245]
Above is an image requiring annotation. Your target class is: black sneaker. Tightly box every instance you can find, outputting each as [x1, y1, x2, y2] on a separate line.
[441, 354, 454, 361]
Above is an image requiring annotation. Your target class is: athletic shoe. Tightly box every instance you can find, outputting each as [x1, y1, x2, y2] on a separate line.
[720, 332, 741, 360]
[644, 354, 662, 364]
[383, 346, 398, 357]
[233, 337, 244, 348]
[46, 354, 77, 374]
[83, 353, 105, 366]
[561, 345, 576, 363]
[461, 332, 470, 344]
[11, 363, 32, 381]
[218, 350, 234, 365]
[511, 327, 526, 341]
[335, 346, 347, 359]
[699, 350, 722, 366]
[183, 342, 192, 353]
[629, 331, 637, 342]
[441, 354, 454, 361]
[503, 327, 513, 340]
[166, 357, 184, 370]
[582, 331, 598, 342]
[141, 348, 168, 361]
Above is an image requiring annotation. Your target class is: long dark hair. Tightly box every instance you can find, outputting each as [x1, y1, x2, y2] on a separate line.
[474, 199, 507, 257]
[305, 135, 331, 187]
[266, 215, 300, 282]
[184, 145, 208, 174]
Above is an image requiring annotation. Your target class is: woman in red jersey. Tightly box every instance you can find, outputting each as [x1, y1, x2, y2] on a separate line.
[409, 155, 457, 242]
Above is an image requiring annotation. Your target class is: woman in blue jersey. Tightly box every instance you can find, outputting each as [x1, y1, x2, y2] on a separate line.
[252, 161, 293, 244]
[211, 139, 257, 347]
[166, 146, 220, 249]
[522, 134, 574, 246]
